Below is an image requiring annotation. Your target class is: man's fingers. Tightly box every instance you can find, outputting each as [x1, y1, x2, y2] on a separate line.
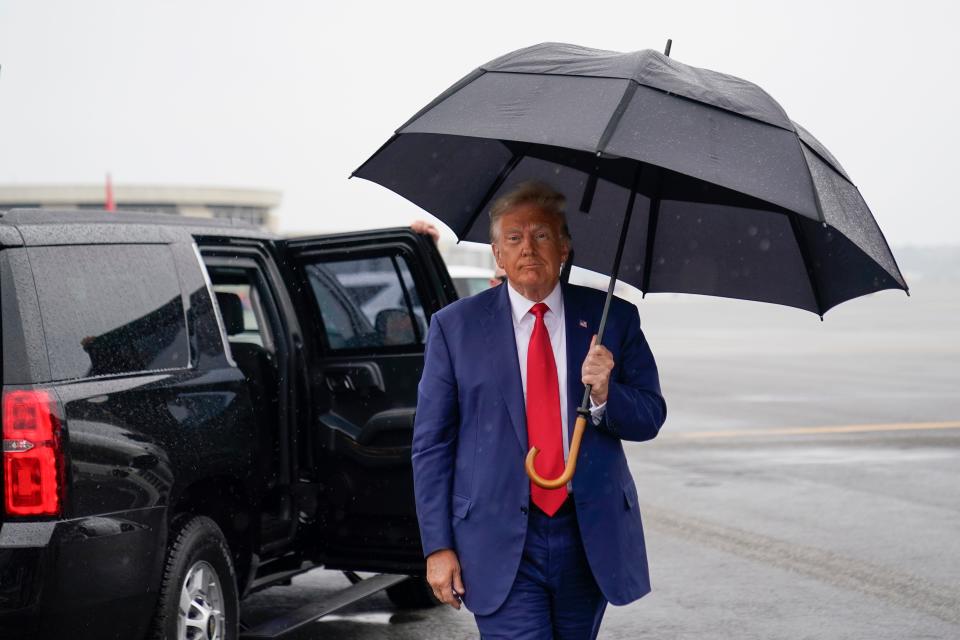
[448, 568, 464, 609]
[439, 584, 461, 609]
[590, 345, 612, 359]
[583, 344, 612, 400]
[429, 577, 463, 609]
[584, 338, 613, 365]
[589, 335, 610, 354]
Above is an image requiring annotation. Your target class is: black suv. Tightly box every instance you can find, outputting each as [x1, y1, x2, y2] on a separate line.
[0, 209, 458, 639]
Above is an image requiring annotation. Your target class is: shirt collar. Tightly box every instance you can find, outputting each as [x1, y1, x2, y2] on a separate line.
[506, 279, 564, 325]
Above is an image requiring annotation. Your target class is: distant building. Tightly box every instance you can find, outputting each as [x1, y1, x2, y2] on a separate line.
[438, 240, 495, 271]
[0, 184, 281, 230]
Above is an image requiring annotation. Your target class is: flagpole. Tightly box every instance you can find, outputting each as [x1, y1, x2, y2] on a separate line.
[105, 173, 116, 212]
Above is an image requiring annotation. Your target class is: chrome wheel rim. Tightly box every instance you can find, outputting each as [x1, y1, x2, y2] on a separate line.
[178, 560, 225, 640]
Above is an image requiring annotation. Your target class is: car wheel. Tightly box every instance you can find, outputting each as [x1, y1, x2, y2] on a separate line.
[385, 576, 441, 609]
[150, 515, 239, 640]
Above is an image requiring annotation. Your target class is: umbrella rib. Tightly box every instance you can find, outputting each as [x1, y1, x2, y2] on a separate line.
[794, 130, 827, 224]
[798, 138, 908, 294]
[458, 145, 527, 239]
[640, 167, 663, 297]
[857, 190, 910, 292]
[596, 80, 639, 155]
[350, 133, 399, 179]
[787, 212, 825, 319]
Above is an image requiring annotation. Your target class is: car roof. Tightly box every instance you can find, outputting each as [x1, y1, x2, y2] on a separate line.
[0, 208, 278, 247]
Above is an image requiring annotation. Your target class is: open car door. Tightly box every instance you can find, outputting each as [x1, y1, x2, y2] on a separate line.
[281, 228, 457, 573]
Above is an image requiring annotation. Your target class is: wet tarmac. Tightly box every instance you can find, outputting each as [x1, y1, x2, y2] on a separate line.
[242, 281, 960, 639]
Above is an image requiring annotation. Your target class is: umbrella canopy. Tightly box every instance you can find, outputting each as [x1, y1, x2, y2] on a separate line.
[354, 42, 907, 316]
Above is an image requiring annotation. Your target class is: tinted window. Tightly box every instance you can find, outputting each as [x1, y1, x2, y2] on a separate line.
[208, 266, 276, 352]
[305, 254, 426, 350]
[29, 244, 189, 380]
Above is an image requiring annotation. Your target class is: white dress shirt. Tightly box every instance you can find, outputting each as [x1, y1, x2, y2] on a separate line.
[506, 281, 606, 488]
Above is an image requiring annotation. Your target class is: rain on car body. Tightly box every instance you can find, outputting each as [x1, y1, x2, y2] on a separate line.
[0, 209, 457, 639]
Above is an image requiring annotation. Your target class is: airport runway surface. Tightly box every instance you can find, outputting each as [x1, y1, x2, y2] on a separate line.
[243, 281, 959, 639]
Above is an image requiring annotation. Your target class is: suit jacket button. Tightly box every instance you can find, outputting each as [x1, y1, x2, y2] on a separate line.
[520, 506, 529, 515]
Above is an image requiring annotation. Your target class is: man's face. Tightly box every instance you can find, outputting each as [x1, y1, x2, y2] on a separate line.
[492, 203, 569, 298]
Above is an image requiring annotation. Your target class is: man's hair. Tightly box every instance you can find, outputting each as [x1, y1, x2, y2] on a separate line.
[488, 180, 571, 242]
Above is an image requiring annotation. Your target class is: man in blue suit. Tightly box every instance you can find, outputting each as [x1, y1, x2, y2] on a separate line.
[412, 181, 667, 639]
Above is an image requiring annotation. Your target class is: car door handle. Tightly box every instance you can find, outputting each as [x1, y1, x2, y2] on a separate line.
[324, 363, 385, 394]
[325, 371, 354, 391]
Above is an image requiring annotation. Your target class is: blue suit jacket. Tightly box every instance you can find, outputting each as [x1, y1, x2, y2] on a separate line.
[412, 281, 667, 615]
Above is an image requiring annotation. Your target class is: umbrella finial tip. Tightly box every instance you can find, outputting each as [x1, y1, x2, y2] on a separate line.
[664, 39, 673, 57]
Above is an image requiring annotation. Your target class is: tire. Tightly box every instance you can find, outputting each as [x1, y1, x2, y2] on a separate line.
[149, 515, 239, 640]
[385, 576, 441, 609]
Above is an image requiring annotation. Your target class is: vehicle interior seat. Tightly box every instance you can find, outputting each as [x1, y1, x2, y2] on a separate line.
[374, 308, 415, 345]
[215, 291, 278, 423]
[374, 308, 427, 346]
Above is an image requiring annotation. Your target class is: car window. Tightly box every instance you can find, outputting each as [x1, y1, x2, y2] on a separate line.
[28, 244, 189, 380]
[305, 254, 426, 351]
[208, 266, 275, 353]
[453, 276, 492, 298]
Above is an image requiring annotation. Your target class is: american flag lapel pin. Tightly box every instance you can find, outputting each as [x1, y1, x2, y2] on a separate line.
[579, 319, 588, 329]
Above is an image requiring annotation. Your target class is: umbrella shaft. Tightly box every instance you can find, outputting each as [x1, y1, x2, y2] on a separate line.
[579, 167, 640, 411]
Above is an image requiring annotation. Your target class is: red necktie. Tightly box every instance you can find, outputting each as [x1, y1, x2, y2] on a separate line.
[525, 302, 568, 516]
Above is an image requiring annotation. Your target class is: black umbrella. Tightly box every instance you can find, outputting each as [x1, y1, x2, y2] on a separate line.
[353, 41, 908, 487]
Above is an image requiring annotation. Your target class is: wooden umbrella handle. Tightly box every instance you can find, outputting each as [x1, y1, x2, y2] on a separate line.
[525, 414, 587, 489]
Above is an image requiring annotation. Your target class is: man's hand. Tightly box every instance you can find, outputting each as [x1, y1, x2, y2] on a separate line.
[410, 219, 441, 244]
[426, 548, 465, 609]
[582, 335, 614, 405]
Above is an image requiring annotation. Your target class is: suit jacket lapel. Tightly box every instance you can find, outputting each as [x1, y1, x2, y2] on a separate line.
[482, 282, 527, 453]
[563, 282, 594, 445]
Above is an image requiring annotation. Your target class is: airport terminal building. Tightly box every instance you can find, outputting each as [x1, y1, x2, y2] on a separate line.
[0, 184, 281, 230]
[0, 183, 502, 285]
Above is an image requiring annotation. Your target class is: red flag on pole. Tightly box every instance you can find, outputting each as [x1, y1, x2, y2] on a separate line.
[105, 173, 116, 212]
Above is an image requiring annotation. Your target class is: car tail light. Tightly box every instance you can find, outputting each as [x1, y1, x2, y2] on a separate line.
[3, 389, 63, 516]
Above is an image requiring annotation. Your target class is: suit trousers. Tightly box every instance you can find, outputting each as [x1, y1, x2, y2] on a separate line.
[473, 503, 607, 640]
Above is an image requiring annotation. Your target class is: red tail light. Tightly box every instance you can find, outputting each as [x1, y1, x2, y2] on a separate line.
[3, 389, 63, 516]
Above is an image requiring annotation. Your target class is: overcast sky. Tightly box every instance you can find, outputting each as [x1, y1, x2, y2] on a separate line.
[0, 0, 957, 246]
